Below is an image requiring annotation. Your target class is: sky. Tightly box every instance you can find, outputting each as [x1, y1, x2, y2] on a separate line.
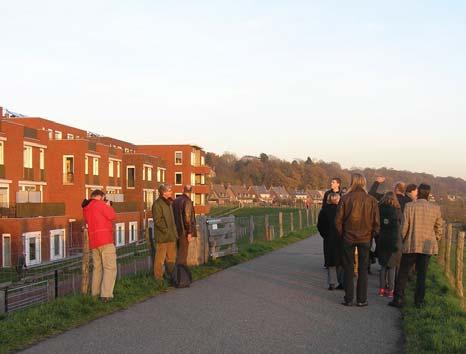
[1, 1, 466, 179]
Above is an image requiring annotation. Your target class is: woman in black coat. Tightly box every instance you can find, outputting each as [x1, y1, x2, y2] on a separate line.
[377, 192, 403, 298]
[317, 192, 343, 290]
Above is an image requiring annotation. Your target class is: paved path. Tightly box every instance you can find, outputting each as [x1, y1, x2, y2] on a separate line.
[21, 236, 403, 354]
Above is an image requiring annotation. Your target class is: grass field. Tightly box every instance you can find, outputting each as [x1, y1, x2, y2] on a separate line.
[0, 226, 317, 354]
[403, 257, 466, 354]
[209, 206, 301, 217]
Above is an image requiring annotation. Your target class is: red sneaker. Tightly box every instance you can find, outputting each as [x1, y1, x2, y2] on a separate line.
[377, 288, 385, 297]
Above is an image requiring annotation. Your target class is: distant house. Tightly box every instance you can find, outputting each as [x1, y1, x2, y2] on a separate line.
[208, 184, 232, 205]
[308, 190, 325, 204]
[228, 185, 254, 205]
[248, 185, 272, 204]
[269, 186, 291, 201]
[290, 189, 308, 201]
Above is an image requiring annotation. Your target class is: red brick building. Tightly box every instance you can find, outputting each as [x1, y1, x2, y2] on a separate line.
[0, 108, 209, 269]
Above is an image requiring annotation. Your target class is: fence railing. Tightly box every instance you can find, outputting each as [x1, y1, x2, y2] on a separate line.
[0, 207, 319, 314]
[438, 223, 465, 306]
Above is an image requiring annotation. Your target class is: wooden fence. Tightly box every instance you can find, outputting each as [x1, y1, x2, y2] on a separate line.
[438, 223, 465, 307]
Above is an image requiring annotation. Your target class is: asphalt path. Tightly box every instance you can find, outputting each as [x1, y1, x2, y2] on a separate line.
[20, 235, 403, 354]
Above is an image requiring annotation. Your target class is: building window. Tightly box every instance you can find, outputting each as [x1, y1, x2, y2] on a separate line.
[127, 166, 135, 188]
[93, 157, 99, 176]
[201, 156, 205, 166]
[129, 221, 138, 243]
[47, 129, 53, 139]
[24, 231, 41, 266]
[50, 229, 65, 261]
[39, 148, 45, 170]
[115, 223, 125, 247]
[157, 168, 166, 182]
[195, 194, 202, 206]
[2, 234, 11, 267]
[85, 156, 89, 175]
[23, 146, 33, 168]
[0, 185, 9, 208]
[109, 160, 114, 177]
[67, 133, 74, 140]
[117, 161, 121, 178]
[0, 141, 4, 165]
[54, 131, 62, 140]
[63, 155, 74, 184]
[144, 190, 154, 209]
[175, 151, 183, 165]
[147, 167, 152, 181]
[142, 167, 145, 181]
[175, 172, 182, 185]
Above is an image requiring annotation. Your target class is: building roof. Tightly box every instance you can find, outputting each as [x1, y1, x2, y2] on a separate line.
[212, 184, 228, 197]
[270, 186, 290, 197]
[229, 185, 250, 196]
[250, 185, 269, 195]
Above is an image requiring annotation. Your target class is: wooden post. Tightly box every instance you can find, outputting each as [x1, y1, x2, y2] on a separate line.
[81, 228, 90, 295]
[438, 224, 447, 268]
[264, 214, 270, 241]
[455, 231, 464, 298]
[298, 210, 303, 230]
[306, 208, 310, 227]
[290, 212, 294, 232]
[249, 215, 254, 244]
[279, 212, 284, 238]
[445, 224, 453, 281]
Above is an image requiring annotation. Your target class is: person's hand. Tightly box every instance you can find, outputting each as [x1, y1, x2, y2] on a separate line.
[187, 234, 193, 242]
[376, 176, 386, 183]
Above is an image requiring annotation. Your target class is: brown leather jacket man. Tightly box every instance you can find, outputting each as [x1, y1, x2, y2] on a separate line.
[172, 185, 197, 265]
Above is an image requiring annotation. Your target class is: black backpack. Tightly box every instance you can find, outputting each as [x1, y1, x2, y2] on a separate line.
[172, 264, 192, 288]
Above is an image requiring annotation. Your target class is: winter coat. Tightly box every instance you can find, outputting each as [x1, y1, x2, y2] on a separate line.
[82, 199, 116, 249]
[152, 197, 179, 244]
[322, 189, 342, 208]
[335, 187, 380, 244]
[317, 204, 341, 267]
[172, 194, 198, 238]
[377, 204, 402, 267]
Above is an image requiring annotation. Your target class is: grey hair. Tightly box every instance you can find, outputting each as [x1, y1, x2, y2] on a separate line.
[158, 184, 172, 195]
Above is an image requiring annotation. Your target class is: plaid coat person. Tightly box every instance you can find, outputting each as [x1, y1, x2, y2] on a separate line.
[401, 200, 443, 255]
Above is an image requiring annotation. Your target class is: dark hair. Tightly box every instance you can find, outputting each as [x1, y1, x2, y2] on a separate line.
[90, 189, 105, 198]
[406, 184, 417, 194]
[380, 191, 401, 209]
[417, 183, 431, 200]
[332, 178, 342, 185]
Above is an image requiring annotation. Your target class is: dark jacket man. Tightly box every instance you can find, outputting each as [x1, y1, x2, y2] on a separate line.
[173, 188, 197, 266]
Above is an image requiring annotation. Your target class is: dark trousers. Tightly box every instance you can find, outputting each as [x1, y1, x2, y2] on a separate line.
[342, 241, 370, 303]
[176, 236, 189, 266]
[394, 253, 431, 305]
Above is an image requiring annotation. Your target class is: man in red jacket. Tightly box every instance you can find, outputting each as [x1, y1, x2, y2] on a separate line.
[82, 190, 117, 301]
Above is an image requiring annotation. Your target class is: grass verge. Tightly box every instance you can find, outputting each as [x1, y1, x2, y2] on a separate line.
[403, 257, 466, 354]
[0, 226, 316, 354]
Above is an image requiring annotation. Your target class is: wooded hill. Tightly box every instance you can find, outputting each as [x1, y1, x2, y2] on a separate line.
[206, 152, 466, 198]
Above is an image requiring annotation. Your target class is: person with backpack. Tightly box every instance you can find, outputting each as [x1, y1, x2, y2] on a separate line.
[82, 190, 117, 301]
[317, 192, 344, 290]
[376, 192, 403, 298]
[152, 184, 179, 281]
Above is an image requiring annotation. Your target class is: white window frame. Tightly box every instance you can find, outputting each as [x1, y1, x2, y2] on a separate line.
[84, 156, 89, 175]
[142, 167, 146, 181]
[47, 129, 53, 139]
[201, 156, 205, 166]
[2, 233, 11, 268]
[0, 183, 9, 208]
[63, 155, 74, 184]
[117, 161, 121, 178]
[24, 231, 41, 266]
[92, 157, 99, 176]
[39, 148, 45, 170]
[23, 145, 33, 168]
[50, 229, 66, 261]
[191, 173, 196, 185]
[0, 141, 4, 165]
[109, 160, 114, 177]
[175, 172, 182, 186]
[129, 221, 138, 243]
[175, 151, 183, 165]
[115, 223, 125, 247]
[54, 131, 62, 140]
[126, 166, 135, 189]
[147, 167, 152, 181]
[67, 133, 74, 140]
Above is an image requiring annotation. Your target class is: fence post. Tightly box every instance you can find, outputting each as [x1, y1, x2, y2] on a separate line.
[299, 210, 303, 230]
[279, 212, 284, 238]
[249, 216, 254, 244]
[81, 228, 90, 295]
[0, 288, 6, 314]
[55, 270, 59, 299]
[306, 208, 310, 227]
[455, 231, 464, 298]
[445, 224, 453, 281]
[264, 214, 270, 241]
[290, 213, 294, 232]
[198, 216, 209, 264]
[438, 223, 447, 268]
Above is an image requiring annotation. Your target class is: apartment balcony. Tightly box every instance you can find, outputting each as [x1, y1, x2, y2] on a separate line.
[0, 203, 65, 218]
[0, 164, 4, 179]
[192, 184, 210, 194]
[108, 177, 122, 187]
[85, 174, 100, 186]
[23, 167, 34, 180]
[143, 181, 155, 190]
[40, 169, 46, 181]
[193, 165, 211, 175]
